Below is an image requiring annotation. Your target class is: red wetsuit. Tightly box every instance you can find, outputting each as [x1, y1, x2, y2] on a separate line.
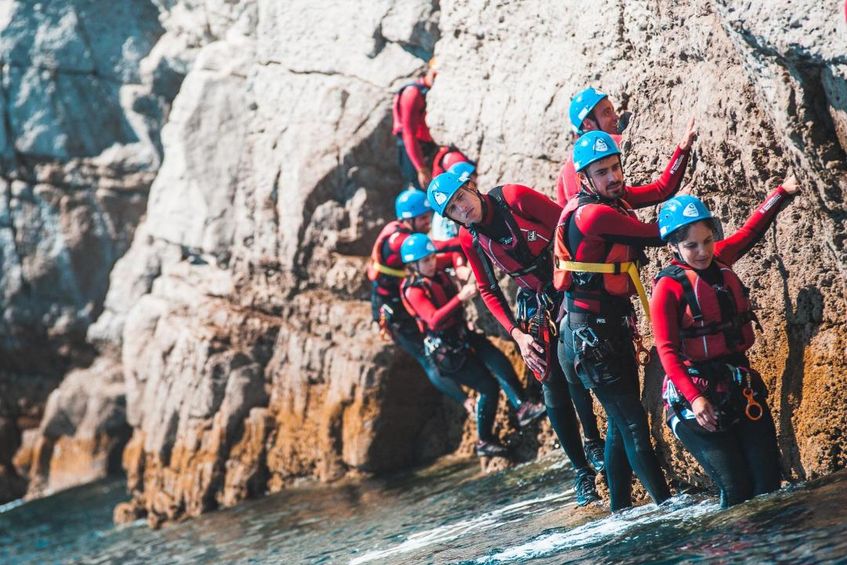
[459, 184, 561, 335]
[370, 221, 464, 297]
[432, 147, 470, 177]
[651, 185, 794, 404]
[558, 145, 691, 314]
[392, 79, 434, 173]
[556, 134, 623, 206]
[401, 271, 464, 333]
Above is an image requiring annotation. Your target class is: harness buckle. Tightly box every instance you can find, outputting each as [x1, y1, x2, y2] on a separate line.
[574, 326, 599, 348]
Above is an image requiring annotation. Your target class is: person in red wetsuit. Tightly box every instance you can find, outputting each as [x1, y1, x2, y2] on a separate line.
[369, 189, 470, 410]
[651, 177, 800, 507]
[556, 86, 624, 206]
[431, 146, 472, 177]
[400, 234, 547, 457]
[427, 169, 606, 506]
[554, 123, 696, 512]
[431, 152, 475, 241]
[392, 59, 438, 190]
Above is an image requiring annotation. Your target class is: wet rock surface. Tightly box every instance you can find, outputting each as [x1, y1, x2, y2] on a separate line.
[2, 0, 845, 524]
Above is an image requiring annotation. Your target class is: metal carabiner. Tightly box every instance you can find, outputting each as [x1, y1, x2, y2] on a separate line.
[635, 336, 651, 367]
[574, 326, 599, 348]
[743, 387, 764, 421]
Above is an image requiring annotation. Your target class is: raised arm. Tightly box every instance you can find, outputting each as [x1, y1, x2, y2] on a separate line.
[715, 178, 798, 265]
[575, 203, 665, 248]
[625, 117, 697, 208]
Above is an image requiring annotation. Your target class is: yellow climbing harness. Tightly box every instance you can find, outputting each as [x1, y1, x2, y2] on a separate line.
[370, 260, 406, 278]
[554, 258, 652, 323]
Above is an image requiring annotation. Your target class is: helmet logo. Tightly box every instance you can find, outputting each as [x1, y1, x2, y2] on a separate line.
[594, 138, 608, 152]
[682, 203, 699, 218]
[458, 171, 471, 182]
[433, 191, 447, 205]
[578, 107, 590, 121]
[526, 230, 537, 242]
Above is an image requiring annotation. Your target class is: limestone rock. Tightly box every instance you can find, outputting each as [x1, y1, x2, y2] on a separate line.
[13, 357, 129, 497]
[9, 0, 847, 524]
[0, 0, 254, 502]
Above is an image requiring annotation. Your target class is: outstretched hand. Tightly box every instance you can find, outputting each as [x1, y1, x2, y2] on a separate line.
[782, 175, 800, 195]
[678, 117, 698, 151]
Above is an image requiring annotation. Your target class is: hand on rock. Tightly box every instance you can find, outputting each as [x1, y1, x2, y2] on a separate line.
[454, 265, 473, 283]
[458, 281, 478, 302]
[678, 117, 698, 151]
[464, 396, 476, 416]
[782, 175, 800, 195]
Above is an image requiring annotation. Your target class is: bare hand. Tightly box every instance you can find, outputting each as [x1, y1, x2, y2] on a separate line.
[417, 167, 432, 190]
[458, 281, 478, 302]
[511, 328, 547, 376]
[463, 396, 476, 416]
[782, 174, 800, 195]
[454, 265, 472, 283]
[678, 117, 698, 151]
[691, 396, 717, 432]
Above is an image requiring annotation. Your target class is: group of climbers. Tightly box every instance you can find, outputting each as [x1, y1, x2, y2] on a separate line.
[374, 61, 800, 511]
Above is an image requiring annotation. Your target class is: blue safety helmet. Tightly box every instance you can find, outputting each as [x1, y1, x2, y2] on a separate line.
[400, 233, 437, 264]
[572, 131, 621, 172]
[658, 195, 714, 241]
[427, 172, 468, 216]
[395, 188, 432, 220]
[448, 160, 476, 179]
[569, 86, 608, 135]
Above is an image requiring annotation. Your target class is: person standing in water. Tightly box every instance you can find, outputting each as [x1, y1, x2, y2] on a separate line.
[399, 234, 547, 457]
[427, 168, 606, 506]
[651, 177, 800, 507]
[554, 123, 695, 511]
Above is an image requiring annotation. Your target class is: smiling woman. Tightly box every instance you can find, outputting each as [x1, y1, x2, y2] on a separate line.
[652, 178, 801, 507]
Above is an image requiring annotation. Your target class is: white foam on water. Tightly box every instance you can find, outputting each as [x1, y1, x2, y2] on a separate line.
[479, 494, 720, 563]
[348, 489, 573, 565]
[0, 498, 25, 514]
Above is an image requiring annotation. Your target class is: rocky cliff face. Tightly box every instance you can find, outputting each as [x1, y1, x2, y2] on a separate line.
[5, 0, 847, 524]
[0, 0, 169, 500]
[1, 0, 255, 500]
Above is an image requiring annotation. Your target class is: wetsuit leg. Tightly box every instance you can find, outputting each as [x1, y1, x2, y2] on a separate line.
[391, 329, 467, 404]
[556, 333, 602, 443]
[561, 315, 667, 509]
[593, 376, 671, 509]
[673, 422, 752, 507]
[542, 362, 592, 473]
[604, 413, 633, 509]
[396, 137, 421, 190]
[448, 356, 500, 441]
[737, 402, 781, 497]
[470, 333, 524, 409]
